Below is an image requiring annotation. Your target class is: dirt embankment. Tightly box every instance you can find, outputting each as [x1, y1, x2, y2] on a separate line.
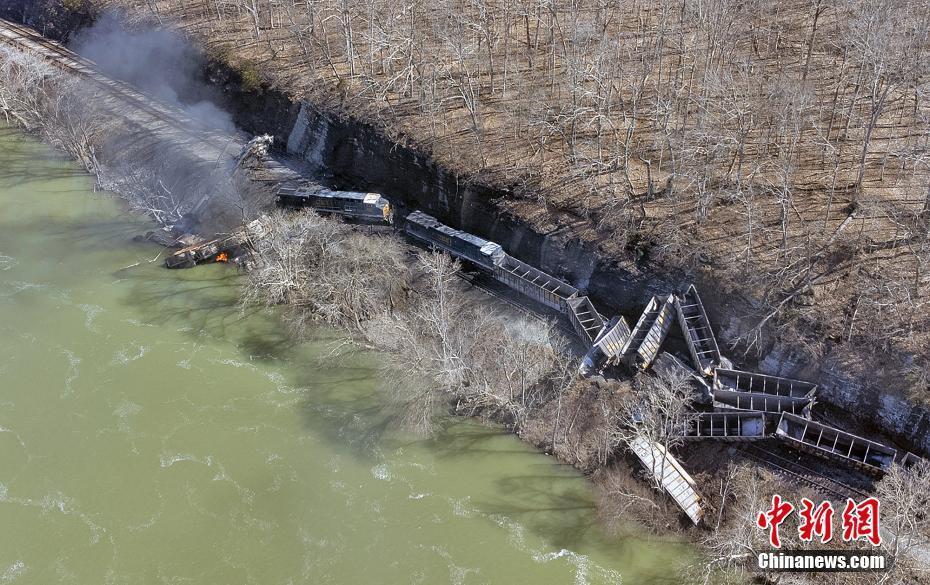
[5, 0, 929, 457]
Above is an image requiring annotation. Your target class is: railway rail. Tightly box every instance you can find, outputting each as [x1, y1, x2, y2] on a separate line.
[455, 270, 577, 339]
[738, 443, 871, 502]
[0, 18, 239, 154]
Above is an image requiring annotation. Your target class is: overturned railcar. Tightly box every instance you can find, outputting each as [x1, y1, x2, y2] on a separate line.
[403, 211, 504, 270]
[714, 369, 817, 398]
[277, 185, 394, 224]
[622, 294, 676, 371]
[675, 285, 721, 376]
[714, 389, 814, 418]
[629, 437, 704, 524]
[566, 296, 605, 343]
[775, 412, 897, 476]
[682, 411, 767, 441]
[580, 316, 631, 374]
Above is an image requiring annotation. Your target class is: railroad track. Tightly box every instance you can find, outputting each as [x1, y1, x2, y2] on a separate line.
[455, 270, 578, 338]
[739, 443, 871, 502]
[0, 18, 238, 154]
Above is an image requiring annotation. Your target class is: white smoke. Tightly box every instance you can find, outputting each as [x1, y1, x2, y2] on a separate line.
[69, 11, 235, 132]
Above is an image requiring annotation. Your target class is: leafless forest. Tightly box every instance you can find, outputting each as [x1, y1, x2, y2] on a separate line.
[97, 0, 930, 387]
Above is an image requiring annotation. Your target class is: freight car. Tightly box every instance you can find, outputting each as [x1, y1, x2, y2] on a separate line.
[775, 412, 898, 475]
[675, 285, 721, 375]
[276, 185, 393, 224]
[682, 411, 767, 441]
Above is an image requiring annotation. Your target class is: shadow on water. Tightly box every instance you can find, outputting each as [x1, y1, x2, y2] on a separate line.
[117, 263, 403, 461]
[426, 421, 602, 548]
[0, 127, 90, 187]
[115, 264, 677, 560]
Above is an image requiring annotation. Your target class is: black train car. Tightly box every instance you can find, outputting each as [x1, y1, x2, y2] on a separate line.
[277, 185, 393, 224]
[403, 211, 504, 270]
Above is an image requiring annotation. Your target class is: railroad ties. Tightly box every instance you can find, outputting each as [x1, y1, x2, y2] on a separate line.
[629, 437, 704, 524]
[775, 413, 898, 476]
[674, 285, 722, 375]
[682, 411, 767, 441]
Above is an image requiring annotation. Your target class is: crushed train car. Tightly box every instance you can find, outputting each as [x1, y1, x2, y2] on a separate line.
[165, 219, 264, 269]
[621, 294, 676, 371]
[580, 316, 631, 375]
[775, 412, 897, 476]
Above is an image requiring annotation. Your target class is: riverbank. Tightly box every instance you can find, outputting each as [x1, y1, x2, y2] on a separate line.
[70, 0, 930, 460]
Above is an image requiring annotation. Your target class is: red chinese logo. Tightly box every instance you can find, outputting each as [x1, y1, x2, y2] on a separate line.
[756, 495, 881, 548]
[757, 495, 794, 548]
[798, 498, 833, 543]
[841, 497, 882, 546]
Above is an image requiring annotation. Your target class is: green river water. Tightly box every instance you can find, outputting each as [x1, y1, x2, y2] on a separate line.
[0, 125, 690, 584]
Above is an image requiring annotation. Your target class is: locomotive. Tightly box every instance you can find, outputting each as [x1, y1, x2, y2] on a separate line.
[276, 185, 393, 225]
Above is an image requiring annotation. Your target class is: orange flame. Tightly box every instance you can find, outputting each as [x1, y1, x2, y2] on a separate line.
[216, 252, 229, 263]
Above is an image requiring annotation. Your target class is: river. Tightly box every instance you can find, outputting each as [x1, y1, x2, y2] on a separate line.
[0, 124, 690, 584]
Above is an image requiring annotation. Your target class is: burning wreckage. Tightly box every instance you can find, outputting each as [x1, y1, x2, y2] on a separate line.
[165, 185, 926, 526]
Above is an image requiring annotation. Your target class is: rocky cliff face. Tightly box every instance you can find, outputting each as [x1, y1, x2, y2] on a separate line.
[283, 102, 678, 311]
[280, 100, 930, 457]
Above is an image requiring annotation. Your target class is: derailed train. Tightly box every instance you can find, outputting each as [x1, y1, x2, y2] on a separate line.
[403, 211, 601, 344]
[276, 183, 605, 343]
[272, 183, 928, 521]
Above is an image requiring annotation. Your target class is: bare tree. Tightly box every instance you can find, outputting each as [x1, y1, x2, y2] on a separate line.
[875, 460, 930, 563]
[243, 209, 410, 336]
